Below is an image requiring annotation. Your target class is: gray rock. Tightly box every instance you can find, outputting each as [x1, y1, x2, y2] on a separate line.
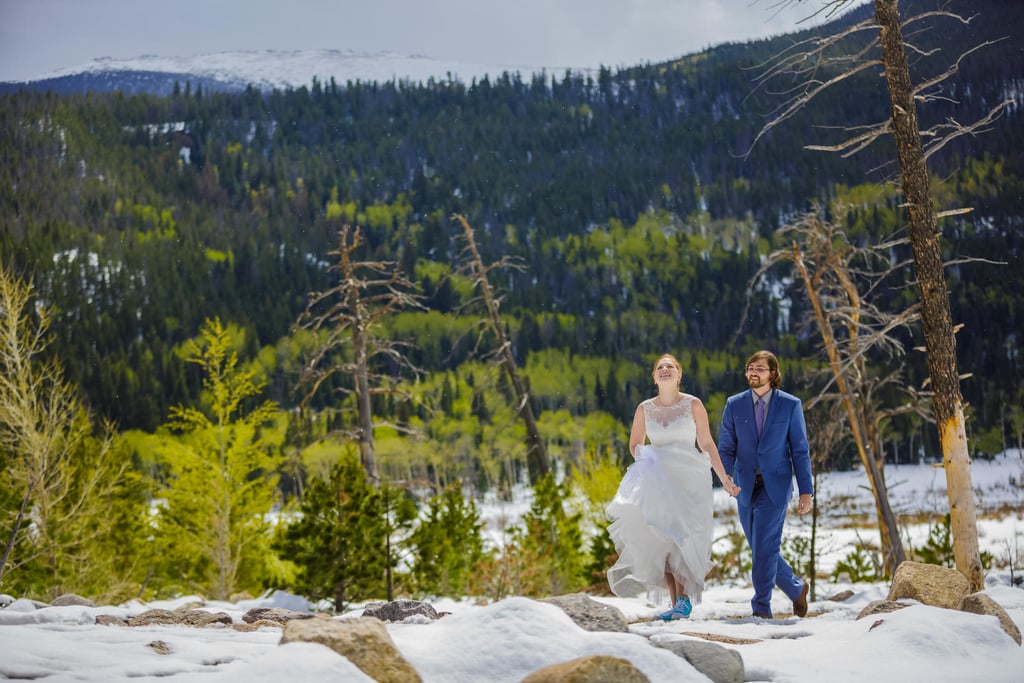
[537, 593, 629, 633]
[653, 638, 745, 683]
[827, 589, 855, 602]
[362, 599, 438, 623]
[52, 593, 94, 607]
[95, 614, 127, 626]
[126, 608, 232, 627]
[241, 606, 315, 624]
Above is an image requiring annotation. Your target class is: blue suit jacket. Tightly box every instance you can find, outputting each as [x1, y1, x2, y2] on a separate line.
[718, 388, 813, 507]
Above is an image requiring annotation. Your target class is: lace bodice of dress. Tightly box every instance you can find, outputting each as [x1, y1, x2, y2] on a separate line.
[642, 394, 698, 448]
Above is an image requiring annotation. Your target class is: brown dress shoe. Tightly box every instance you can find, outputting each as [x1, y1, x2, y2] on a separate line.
[793, 580, 809, 617]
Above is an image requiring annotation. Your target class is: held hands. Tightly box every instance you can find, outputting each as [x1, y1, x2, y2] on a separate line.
[721, 475, 740, 498]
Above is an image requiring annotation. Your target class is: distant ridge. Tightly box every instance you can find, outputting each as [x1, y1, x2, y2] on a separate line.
[0, 49, 589, 95]
[0, 70, 238, 97]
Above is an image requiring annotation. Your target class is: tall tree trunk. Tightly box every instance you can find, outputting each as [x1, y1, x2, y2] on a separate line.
[874, 0, 982, 590]
[455, 215, 550, 484]
[792, 243, 907, 574]
[353, 321, 377, 482]
[0, 482, 33, 583]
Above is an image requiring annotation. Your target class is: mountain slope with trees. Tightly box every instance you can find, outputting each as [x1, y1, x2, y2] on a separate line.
[1, 0, 1020, 470]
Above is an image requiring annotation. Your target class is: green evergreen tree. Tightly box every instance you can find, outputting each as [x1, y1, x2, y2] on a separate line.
[380, 482, 418, 600]
[916, 514, 956, 568]
[273, 450, 389, 611]
[407, 486, 490, 597]
[152, 317, 282, 600]
[512, 473, 588, 597]
[586, 522, 617, 595]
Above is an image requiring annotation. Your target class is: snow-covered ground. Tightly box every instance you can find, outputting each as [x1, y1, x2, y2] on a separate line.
[478, 449, 1024, 577]
[1, 451, 1022, 682]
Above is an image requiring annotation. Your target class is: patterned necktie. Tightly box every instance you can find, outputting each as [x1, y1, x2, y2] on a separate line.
[755, 397, 765, 438]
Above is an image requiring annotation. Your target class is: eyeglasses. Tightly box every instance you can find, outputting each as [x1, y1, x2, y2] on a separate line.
[746, 366, 770, 374]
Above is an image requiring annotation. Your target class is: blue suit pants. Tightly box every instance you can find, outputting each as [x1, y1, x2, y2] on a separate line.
[737, 482, 803, 616]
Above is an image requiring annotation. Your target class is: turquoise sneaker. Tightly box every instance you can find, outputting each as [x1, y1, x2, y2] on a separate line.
[657, 596, 692, 621]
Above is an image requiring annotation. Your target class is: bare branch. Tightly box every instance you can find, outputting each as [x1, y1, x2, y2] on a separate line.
[743, 16, 881, 157]
[805, 118, 891, 156]
[922, 99, 1015, 162]
[291, 224, 426, 481]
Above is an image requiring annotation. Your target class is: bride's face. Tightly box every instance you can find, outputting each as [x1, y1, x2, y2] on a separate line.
[653, 358, 680, 385]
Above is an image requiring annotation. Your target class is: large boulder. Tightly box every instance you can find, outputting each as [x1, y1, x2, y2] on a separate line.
[281, 616, 422, 683]
[870, 561, 1021, 647]
[519, 654, 649, 683]
[958, 593, 1022, 645]
[537, 593, 630, 633]
[887, 561, 970, 609]
[652, 638, 745, 683]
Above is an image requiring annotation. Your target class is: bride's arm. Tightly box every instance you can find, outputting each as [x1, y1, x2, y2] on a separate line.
[628, 403, 647, 459]
[692, 398, 740, 496]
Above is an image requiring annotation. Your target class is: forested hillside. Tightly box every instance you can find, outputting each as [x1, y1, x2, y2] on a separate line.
[2, 0, 1022, 468]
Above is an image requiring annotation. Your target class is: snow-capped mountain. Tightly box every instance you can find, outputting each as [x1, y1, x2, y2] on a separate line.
[0, 49, 588, 95]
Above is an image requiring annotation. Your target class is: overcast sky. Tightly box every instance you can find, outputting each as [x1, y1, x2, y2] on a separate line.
[0, 0, 846, 82]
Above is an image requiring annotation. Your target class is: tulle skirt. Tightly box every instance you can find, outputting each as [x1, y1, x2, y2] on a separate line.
[606, 443, 713, 604]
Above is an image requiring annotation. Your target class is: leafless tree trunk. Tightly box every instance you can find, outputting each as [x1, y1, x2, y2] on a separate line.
[294, 225, 425, 483]
[751, 0, 1010, 589]
[873, 0, 982, 589]
[453, 214, 550, 484]
[743, 207, 927, 574]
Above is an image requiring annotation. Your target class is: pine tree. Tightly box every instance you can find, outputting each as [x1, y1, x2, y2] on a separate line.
[512, 473, 588, 597]
[152, 317, 282, 600]
[407, 486, 490, 597]
[273, 450, 390, 611]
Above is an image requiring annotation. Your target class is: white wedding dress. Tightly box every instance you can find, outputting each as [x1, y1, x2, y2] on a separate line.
[606, 395, 714, 604]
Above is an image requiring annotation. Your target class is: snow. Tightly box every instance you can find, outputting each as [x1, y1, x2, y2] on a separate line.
[1, 451, 1022, 682]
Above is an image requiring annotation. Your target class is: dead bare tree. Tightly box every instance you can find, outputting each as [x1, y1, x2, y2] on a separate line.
[749, 0, 1013, 590]
[294, 225, 425, 483]
[453, 214, 550, 485]
[744, 206, 931, 574]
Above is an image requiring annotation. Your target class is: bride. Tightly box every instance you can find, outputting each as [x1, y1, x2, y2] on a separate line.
[606, 353, 739, 620]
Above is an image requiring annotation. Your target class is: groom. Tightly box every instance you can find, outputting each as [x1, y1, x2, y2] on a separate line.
[718, 350, 813, 619]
